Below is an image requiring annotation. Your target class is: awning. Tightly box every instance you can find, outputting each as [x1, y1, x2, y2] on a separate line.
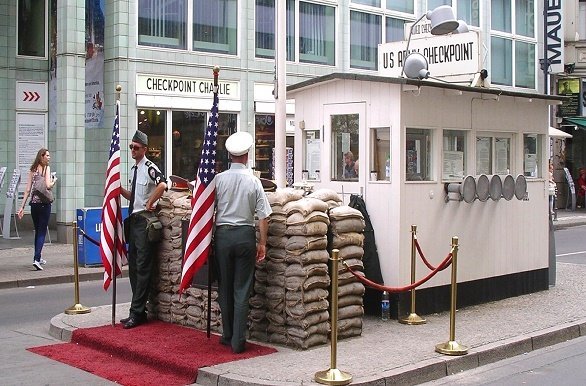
[549, 127, 573, 138]
[564, 117, 586, 128]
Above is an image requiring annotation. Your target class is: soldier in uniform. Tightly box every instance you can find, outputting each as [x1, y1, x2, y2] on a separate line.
[120, 130, 167, 329]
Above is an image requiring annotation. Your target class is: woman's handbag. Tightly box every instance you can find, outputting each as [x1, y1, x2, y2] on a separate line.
[32, 168, 54, 204]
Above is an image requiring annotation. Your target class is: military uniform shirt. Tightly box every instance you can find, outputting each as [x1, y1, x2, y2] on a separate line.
[129, 157, 166, 215]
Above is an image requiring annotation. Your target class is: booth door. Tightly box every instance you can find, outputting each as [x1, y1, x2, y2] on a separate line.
[323, 103, 366, 202]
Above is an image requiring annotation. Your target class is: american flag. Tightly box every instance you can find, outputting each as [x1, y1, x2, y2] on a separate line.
[179, 90, 219, 293]
[99, 100, 127, 290]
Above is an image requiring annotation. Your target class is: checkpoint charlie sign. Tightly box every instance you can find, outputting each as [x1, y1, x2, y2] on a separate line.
[136, 74, 239, 100]
[378, 31, 480, 78]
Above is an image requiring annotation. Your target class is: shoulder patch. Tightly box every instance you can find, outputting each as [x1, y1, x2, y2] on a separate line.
[145, 160, 152, 167]
[148, 167, 156, 179]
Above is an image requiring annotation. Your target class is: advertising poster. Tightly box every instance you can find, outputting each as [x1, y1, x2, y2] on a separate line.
[85, 0, 105, 129]
[557, 78, 580, 117]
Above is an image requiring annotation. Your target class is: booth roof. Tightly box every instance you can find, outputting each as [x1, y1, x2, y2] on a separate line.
[287, 72, 567, 104]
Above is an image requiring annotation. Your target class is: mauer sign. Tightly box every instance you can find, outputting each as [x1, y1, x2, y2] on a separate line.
[545, 0, 564, 74]
[378, 32, 480, 79]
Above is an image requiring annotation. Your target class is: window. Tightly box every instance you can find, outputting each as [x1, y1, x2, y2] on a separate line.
[299, 2, 335, 65]
[406, 128, 433, 181]
[350, 11, 381, 70]
[137, 110, 167, 175]
[370, 127, 390, 181]
[138, 0, 187, 49]
[386, 1, 413, 13]
[193, 0, 237, 54]
[331, 114, 359, 181]
[352, 0, 380, 7]
[457, 0, 480, 27]
[476, 135, 511, 175]
[385, 17, 406, 42]
[428, 0, 452, 9]
[523, 134, 542, 178]
[255, 0, 295, 60]
[18, 0, 47, 57]
[443, 130, 467, 181]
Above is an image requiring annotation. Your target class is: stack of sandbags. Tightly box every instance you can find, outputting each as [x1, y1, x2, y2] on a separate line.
[282, 197, 331, 349]
[328, 206, 366, 339]
[307, 188, 342, 209]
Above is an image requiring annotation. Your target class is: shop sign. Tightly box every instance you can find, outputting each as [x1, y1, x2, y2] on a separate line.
[545, 0, 564, 74]
[136, 74, 239, 99]
[378, 31, 480, 79]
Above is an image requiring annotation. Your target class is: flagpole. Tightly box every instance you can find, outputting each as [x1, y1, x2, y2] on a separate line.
[207, 66, 219, 338]
[112, 85, 122, 326]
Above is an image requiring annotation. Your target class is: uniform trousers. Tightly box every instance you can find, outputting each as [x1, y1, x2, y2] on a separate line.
[214, 225, 256, 352]
[127, 213, 155, 319]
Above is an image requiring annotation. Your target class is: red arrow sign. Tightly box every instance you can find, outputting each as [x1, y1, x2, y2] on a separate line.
[23, 91, 40, 102]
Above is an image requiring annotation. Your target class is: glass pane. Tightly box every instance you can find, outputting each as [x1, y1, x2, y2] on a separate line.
[386, 17, 406, 42]
[18, 0, 46, 56]
[137, 109, 166, 175]
[491, 0, 511, 33]
[216, 113, 237, 173]
[138, 0, 187, 49]
[523, 134, 541, 177]
[299, 2, 335, 65]
[331, 114, 359, 181]
[515, 41, 535, 89]
[193, 0, 237, 54]
[491, 37, 512, 86]
[255, 114, 275, 179]
[494, 137, 510, 174]
[515, 0, 534, 37]
[386, 0, 414, 13]
[406, 128, 432, 181]
[428, 0, 452, 9]
[350, 11, 381, 70]
[172, 111, 207, 179]
[255, 0, 295, 60]
[352, 0, 380, 7]
[370, 127, 390, 181]
[457, 0, 480, 27]
[476, 136, 492, 175]
[443, 130, 466, 180]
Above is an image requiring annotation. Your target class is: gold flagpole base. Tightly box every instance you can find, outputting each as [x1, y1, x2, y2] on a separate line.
[314, 368, 353, 386]
[399, 313, 426, 325]
[435, 340, 468, 356]
[64, 304, 91, 315]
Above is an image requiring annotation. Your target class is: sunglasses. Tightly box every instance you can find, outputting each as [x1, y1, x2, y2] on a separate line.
[129, 144, 144, 151]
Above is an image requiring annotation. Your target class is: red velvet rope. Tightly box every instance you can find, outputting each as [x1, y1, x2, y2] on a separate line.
[414, 239, 451, 272]
[342, 252, 453, 293]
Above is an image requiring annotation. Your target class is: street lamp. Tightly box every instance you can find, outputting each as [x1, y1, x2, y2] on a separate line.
[401, 6, 468, 79]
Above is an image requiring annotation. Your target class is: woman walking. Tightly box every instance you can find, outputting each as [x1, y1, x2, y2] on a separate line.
[17, 148, 57, 271]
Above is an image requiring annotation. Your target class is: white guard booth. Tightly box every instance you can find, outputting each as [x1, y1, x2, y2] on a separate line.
[288, 73, 563, 316]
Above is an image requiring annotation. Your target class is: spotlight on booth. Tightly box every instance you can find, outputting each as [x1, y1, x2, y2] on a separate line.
[401, 6, 468, 79]
[445, 175, 476, 203]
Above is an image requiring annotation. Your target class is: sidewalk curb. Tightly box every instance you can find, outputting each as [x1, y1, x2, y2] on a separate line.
[194, 318, 586, 386]
[0, 271, 128, 290]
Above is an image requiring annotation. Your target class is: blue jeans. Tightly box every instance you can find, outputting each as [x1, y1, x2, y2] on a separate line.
[30, 203, 51, 262]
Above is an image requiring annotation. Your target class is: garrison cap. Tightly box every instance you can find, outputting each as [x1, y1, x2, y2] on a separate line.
[132, 130, 148, 146]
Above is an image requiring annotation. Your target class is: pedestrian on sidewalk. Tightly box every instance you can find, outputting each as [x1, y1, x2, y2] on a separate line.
[120, 130, 167, 329]
[215, 132, 272, 354]
[17, 148, 57, 271]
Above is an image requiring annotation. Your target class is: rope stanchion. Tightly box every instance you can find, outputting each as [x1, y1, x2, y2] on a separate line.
[435, 237, 468, 356]
[315, 249, 352, 386]
[64, 221, 91, 315]
[78, 227, 100, 246]
[400, 225, 426, 325]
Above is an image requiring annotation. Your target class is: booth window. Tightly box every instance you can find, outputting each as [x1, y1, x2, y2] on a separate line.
[331, 114, 359, 181]
[523, 133, 542, 178]
[443, 129, 467, 181]
[370, 127, 390, 181]
[304, 129, 321, 180]
[138, 0, 187, 49]
[18, 0, 47, 57]
[406, 128, 432, 181]
[476, 135, 511, 175]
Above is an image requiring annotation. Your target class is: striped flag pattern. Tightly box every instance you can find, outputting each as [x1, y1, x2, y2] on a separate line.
[179, 91, 219, 293]
[100, 100, 127, 290]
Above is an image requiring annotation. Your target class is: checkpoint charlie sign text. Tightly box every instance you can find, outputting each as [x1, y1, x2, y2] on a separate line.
[378, 32, 480, 78]
[136, 74, 239, 99]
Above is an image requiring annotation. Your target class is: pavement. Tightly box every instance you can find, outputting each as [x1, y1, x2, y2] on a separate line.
[3, 209, 586, 385]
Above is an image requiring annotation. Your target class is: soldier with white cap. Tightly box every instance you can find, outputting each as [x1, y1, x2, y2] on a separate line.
[214, 131, 272, 353]
[120, 129, 167, 329]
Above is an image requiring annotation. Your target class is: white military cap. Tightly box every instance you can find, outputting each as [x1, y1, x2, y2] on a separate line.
[225, 131, 253, 156]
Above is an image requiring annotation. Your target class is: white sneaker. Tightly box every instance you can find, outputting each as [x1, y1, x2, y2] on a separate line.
[40, 259, 47, 265]
[33, 262, 43, 271]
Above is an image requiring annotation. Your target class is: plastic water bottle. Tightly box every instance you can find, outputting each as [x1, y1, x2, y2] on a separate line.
[381, 291, 390, 321]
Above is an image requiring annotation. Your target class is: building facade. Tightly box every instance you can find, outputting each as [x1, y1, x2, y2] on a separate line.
[0, 0, 563, 241]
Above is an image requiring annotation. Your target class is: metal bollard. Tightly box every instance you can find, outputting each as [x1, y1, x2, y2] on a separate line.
[314, 249, 352, 385]
[400, 224, 426, 325]
[64, 221, 91, 315]
[435, 236, 467, 355]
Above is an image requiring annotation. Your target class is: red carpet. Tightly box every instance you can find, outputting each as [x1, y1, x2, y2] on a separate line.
[28, 320, 277, 386]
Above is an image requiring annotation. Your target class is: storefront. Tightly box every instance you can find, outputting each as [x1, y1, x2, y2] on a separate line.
[288, 73, 563, 314]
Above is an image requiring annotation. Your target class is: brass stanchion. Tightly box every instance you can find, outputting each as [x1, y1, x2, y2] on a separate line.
[435, 237, 467, 355]
[400, 224, 426, 325]
[65, 221, 91, 315]
[315, 249, 352, 386]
